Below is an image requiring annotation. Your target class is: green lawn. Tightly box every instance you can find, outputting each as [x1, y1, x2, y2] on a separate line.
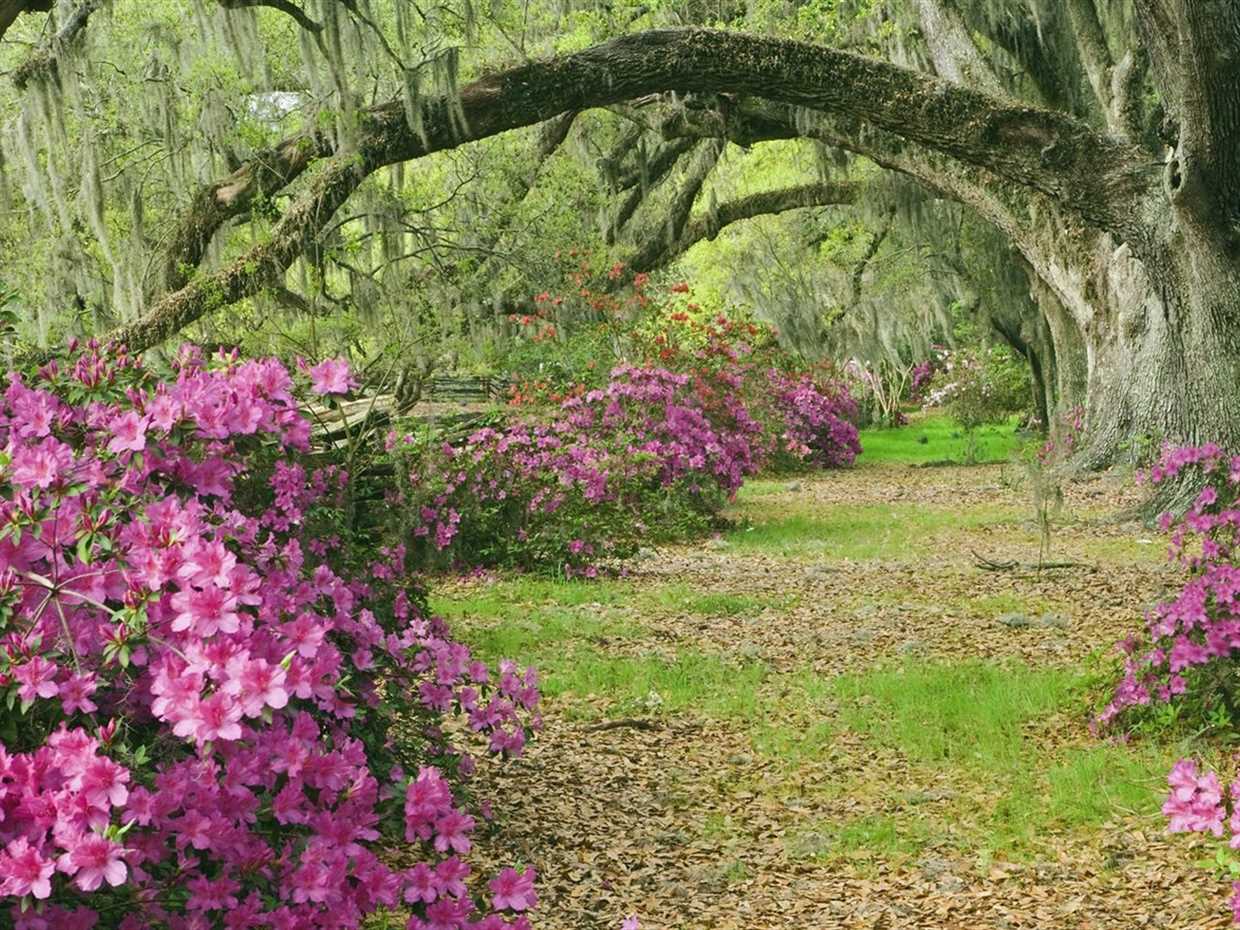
[724, 502, 1016, 560]
[857, 414, 1030, 466]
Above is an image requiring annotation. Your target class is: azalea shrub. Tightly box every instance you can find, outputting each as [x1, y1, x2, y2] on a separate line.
[0, 343, 539, 930]
[764, 369, 861, 471]
[439, 276, 861, 573]
[394, 364, 766, 575]
[1100, 444, 1240, 921]
[1099, 445, 1240, 732]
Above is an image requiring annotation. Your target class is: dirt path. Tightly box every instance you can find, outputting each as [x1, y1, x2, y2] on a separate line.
[458, 464, 1230, 929]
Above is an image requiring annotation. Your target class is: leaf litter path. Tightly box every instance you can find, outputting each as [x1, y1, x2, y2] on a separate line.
[457, 464, 1230, 929]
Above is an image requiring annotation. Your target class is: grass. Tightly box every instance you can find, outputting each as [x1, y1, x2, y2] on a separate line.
[429, 460, 1179, 869]
[543, 650, 768, 718]
[833, 660, 1077, 769]
[786, 814, 938, 864]
[857, 414, 1028, 466]
[724, 502, 1015, 560]
[433, 576, 772, 720]
[813, 660, 1175, 857]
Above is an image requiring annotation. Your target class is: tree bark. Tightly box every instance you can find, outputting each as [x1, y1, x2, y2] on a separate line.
[0, 0, 51, 45]
[629, 180, 865, 272]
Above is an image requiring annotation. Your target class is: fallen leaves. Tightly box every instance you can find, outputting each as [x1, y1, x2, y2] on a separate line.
[455, 464, 1233, 929]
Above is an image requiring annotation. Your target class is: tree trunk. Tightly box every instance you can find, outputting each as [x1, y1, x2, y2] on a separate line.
[1074, 248, 1240, 468]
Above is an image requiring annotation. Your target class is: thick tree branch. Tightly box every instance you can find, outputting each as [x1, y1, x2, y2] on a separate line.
[218, 0, 322, 33]
[111, 27, 1156, 352]
[1065, 0, 1146, 143]
[158, 130, 334, 294]
[119, 155, 367, 354]
[0, 0, 50, 45]
[630, 180, 863, 272]
[607, 137, 695, 244]
[627, 139, 721, 270]
[598, 121, 646, 189]
[10, 0, 94, 89]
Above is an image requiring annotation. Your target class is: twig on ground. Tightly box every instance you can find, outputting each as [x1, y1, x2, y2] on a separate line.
[580, 718, 662, 733]
[972, 550, 1091, 572]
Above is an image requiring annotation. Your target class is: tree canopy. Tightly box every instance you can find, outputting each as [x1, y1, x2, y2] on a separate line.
[1, 0, 1237, 459]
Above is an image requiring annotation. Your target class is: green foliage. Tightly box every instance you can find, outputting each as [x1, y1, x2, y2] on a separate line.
[834, 661, 1078, 769]
[942, 347, 1033, 433]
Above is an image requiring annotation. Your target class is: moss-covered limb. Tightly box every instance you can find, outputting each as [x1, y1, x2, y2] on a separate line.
[627, 138, 721, 270]
[113, 155, 367, 354]
[112, 27, 1158, 353]
[0, 0, 50, 45]
[217, 0, 322, 33]
[629, 181, 865, 273]
[164, 26, 1153, 298]
[606, 137, 696, 244]
[158, 130, 336, 295]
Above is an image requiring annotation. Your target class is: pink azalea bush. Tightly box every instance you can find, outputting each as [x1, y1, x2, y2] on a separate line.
[765, 369, 860, 470]
[393, 365, 767, 575]
[1099, 444, 1240, 729]
[394, 364, 858, 575]
[0, 342, 539, 929]
[1101, 444, 1240, 921]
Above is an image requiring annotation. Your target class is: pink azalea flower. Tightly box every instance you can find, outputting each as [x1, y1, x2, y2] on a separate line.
[186, 691, 244, 743]
[224, 657, 289, 717]
[59, 671, 99, 715]
[489, 866, 537, 911]
[432, 811, 474, 854]
[13, 656, 59, 702]
[107, 411, 149, 454]
[307, 358, 358, 396]
[170, 584, 242, 637]
[57, 833, 128, 892]
[1, 836, 56, 898]
[74, 754, 130, 808]
[9, 437, 72, 489]
[622, 918, 640, 930]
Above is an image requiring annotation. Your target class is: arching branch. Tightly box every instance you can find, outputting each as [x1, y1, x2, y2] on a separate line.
[218, 0, 322, 33]
[606, 137, 695, 244]
[109, 27, 1156, 353]
[630, 180, 865, 272]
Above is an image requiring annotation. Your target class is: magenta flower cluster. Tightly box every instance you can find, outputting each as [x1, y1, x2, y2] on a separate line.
[0, 342, 538, 930]
[1101, 444, 1240, 923]
[1099, 443, 1240, 727]
[396, 365, 858, 573]
[1160, 759, 1240, 921]
[765, 369, 860, 468]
